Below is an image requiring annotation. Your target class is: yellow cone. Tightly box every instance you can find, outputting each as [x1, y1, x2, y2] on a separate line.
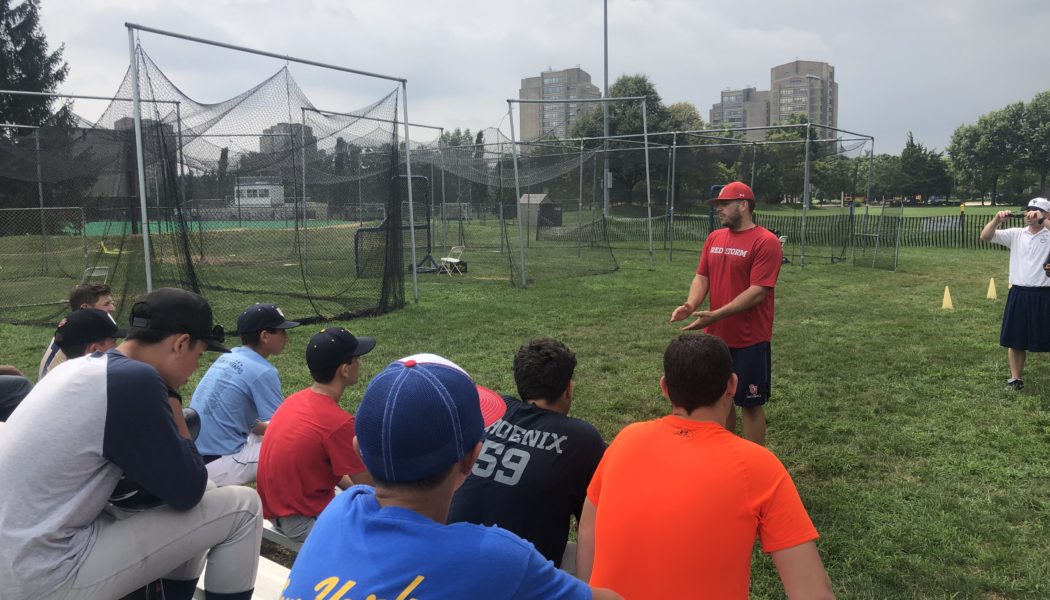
[942, 286, 954, 310]
[987, 278, 997, 300]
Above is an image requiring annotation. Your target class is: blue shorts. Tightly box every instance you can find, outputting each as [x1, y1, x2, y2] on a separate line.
[729, 342, 771, 408]
[1000, 286, 1050, 352]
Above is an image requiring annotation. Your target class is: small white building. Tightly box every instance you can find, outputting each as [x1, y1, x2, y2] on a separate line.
[234, 176, 283, 207]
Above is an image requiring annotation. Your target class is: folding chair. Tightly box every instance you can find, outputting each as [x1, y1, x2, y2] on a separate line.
[778, 236, 791, 264]
[438, 246, 465, 276]
[82, 266, 110, 284]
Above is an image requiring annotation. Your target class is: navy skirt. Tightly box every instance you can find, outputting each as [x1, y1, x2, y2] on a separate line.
[1000, 286, 1050, 351]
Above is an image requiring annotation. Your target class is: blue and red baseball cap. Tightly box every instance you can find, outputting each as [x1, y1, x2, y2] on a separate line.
[355, 354, 506, 483]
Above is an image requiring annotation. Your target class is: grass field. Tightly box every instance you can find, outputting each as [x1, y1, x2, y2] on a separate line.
[1, 243, 1048, 598]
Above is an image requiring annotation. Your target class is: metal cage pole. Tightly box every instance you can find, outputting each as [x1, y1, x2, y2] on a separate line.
[401, 82, 418, 302]
[750, 142, 757, 188]
[506, 101, 529, 287]
[669, 131, 677, 262]
[577, 140, 585, 259]
[800, 122, 812, 267]
[663, 145, 672, 253]
[642, 98, 654, 270]
[33, 128, 48, 275]
[127, 31, 155, 292]
[300, 107, 309, 274]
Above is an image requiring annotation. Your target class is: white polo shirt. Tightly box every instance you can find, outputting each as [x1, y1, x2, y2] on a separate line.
[993, 227, 1050, 287]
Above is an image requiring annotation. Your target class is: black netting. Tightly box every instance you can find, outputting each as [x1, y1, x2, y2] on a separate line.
[0, 46, 405, 327]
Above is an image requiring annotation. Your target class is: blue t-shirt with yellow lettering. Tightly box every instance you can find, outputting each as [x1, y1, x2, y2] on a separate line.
[283, 486, 591, 600]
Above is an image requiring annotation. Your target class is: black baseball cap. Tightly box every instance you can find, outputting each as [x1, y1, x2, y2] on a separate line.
[235, 303, 300, 335]
[306, 327, 376, 376]
[129, 288, 229, 353]
[55, 308, 126, 352]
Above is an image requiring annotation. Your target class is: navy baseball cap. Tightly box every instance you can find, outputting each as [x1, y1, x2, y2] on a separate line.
[235, 303, 299, 334]
[129, 288, 228, 353]
[306, 327, 376, 375]
[55, 308, 126, 351]
[355, 354, 506, 483]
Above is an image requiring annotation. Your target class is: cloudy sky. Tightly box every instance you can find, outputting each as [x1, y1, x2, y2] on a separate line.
[38, 0, 1050, 153]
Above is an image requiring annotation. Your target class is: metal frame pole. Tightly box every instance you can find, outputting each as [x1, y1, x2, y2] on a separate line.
[642, 98, 654, 270]
[175, 101, 187, 205]
[578, 139, 584, 258]
[800, 121, 812, 267]
[402, 82, 418, 303]
[438, 128, 448, 248]
[663, 143, 671, 254]
[33, 129, 48, 275]
[507, 101, 529, 287]
[125, 22, 405, 83]
[750, 142, 757, 188]
[669, 131, 677, 262]
[301, 107, 309, 273]
[602, 0, 610, 218]
[127, 28, 154, 292]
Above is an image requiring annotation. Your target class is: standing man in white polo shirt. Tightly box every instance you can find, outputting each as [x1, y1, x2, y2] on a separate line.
[980, 197, 1050, 391]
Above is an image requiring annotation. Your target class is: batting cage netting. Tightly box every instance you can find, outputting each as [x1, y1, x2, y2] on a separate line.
[0, 44, 406, 327]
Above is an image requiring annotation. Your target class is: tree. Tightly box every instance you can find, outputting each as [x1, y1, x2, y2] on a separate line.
[0, 0, 69, 132]
[1022, 91, 1050, 195]
[0, 0, 72, 214]
[666, 102, 704, 132]
[975, 103, 1024, 205]
[571, 74, 670, 204]
[866, 153, 903, 201]
[899, 132, 952, 201]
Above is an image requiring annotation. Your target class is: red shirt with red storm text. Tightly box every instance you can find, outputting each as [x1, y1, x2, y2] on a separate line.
[696, 226, 783, 347]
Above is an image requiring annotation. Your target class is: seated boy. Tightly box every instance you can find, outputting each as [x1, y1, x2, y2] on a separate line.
[257, 327, 376, 542]
[191, 302, 300, 486]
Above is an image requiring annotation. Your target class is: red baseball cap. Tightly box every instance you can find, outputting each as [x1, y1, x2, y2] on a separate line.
[707, 181, 755, 205]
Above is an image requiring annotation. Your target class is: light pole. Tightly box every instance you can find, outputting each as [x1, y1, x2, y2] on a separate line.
[602, 0, 610, 218]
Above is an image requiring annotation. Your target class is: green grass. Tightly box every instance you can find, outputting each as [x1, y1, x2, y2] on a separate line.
[2, 245, 1048, 598]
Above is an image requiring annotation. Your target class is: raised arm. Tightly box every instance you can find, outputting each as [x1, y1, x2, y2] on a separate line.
[771, 541, 835, 600]
[980, 211, 1012, 242]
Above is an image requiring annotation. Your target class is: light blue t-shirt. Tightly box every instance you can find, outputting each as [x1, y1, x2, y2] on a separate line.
[283, 486, 592, 600]
[191, 346, 282, 456]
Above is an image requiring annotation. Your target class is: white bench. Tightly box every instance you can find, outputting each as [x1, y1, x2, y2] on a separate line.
[194, 555, 289, 600]
[262, 518, 303, 552]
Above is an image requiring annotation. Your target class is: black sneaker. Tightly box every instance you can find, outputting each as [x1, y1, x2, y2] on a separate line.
[1006, 378, 1024, 391]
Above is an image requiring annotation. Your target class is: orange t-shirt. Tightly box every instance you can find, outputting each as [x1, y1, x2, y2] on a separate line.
[587, 416, 817, 600]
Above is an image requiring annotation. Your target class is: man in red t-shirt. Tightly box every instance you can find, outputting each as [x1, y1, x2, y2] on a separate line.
[577, 334, 833, 600]
[257, 327, 376, 542]
[670, 181, 782, 445]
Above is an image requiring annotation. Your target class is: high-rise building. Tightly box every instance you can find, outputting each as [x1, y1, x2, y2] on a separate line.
[709, 87, 770, 141]
[707, 61, 837, 139]
[769, 60, 837, 131]
[519, 67, 601, 140]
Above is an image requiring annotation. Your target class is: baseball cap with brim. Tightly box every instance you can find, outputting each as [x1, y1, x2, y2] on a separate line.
[235, 303, 300, 335]
[355, 353, 507, 483]
[305, 327, 377, 375]
[55, 308, 126, 351]
[1025, 197, 1050, 213]
[706, 181, 756, 205]
[129, 288, 229, 353]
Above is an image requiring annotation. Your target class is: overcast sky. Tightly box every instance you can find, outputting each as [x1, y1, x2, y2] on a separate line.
[38, 0, 1050, 153]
